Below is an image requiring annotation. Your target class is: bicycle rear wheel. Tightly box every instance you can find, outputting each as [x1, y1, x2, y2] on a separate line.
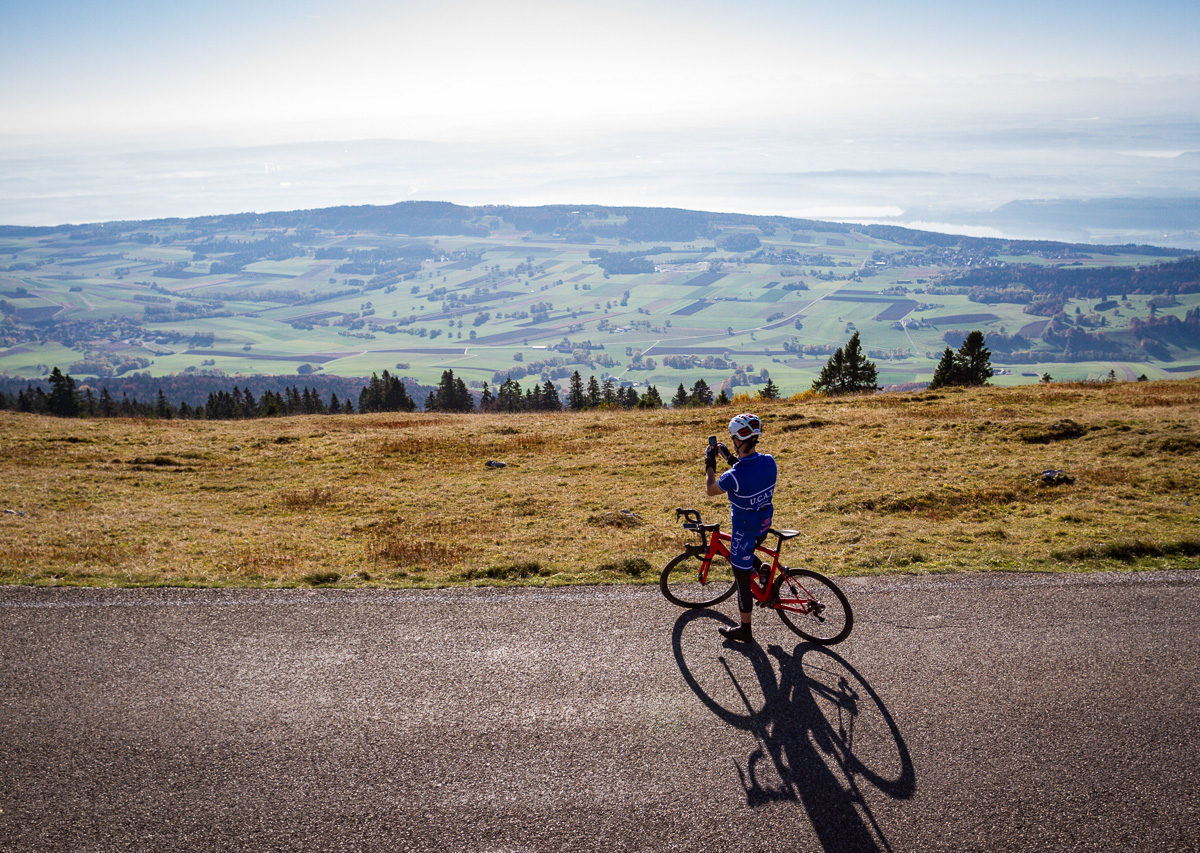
[773, 568, 853, 644]
[660, 550, 737, 609]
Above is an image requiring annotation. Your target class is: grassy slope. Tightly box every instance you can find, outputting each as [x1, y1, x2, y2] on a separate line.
[2, 379, 1198, 588]
[5, 223, 1199, 391]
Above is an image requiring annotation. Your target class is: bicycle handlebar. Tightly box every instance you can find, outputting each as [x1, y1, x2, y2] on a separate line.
[676, 506, 795, 553]
[675, 507, 702, 525]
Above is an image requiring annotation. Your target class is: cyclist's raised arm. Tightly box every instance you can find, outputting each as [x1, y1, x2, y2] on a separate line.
[704, 438, 726, 497]
[705, 474, 725, 497]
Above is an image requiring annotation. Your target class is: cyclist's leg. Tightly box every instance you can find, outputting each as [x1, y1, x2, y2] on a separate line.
[733, 565, 754, 614]
[752, 516, 773, 586]
[720, 525, 758, 642]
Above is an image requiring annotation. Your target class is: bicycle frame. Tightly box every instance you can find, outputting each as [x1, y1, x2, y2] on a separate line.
[687, 520, 818, 615]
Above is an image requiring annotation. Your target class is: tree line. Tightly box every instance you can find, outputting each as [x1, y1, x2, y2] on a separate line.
[0, 367, 366, 419]
[2, 331, 999, 419]
[950, 255, 1200, 304]
[1, 366, 783, 419]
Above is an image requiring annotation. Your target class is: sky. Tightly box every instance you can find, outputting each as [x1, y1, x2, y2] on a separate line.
[1, 0, 1198, 239]
[4, 0, 1199, 147]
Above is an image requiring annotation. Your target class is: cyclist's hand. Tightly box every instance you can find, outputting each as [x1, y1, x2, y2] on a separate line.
[705, 443, 718, 471]
[715, 441, 732, 463]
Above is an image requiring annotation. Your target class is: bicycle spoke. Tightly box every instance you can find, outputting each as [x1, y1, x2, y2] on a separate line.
[773, 568, 853, 644]
[660, 551, 737, 609]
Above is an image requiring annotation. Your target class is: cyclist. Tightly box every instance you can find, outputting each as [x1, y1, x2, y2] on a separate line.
[705, 412, 776, 643]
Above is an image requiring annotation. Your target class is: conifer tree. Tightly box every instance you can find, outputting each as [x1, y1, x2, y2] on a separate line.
[929, 347, 957, 389]
[586, 376, 602, 408]
[929, 331, 993, 389]
[380, 371, 415, 412]
[689, 378, 713, 406]
[671, 383, 689, 407]
[758, 378, 780, 400]
[99, 387, 116, 417]
[715, 388, 731, 405]
[812, 332, 877, 395]
[958, 330, 994, 386]
[479, 382, 494, 411]
[453, 375, 473, 412]
[427, 369, 474, 412]
[842, 333, 876, 392]
[638, 385, 664, 409]
[541, 379, 561, 410]
[359, 373, 384, 412]
[497, 376, 523, 412]
[262, 391, 283, 416]
[567, 371, 586, 411]
[46, 367, 79, 417]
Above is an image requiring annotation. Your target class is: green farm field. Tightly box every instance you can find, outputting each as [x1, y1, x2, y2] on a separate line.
[1, 203, 1198, 396]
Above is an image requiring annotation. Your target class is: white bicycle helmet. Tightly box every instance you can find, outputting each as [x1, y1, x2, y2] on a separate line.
[728, 412, 762, 441]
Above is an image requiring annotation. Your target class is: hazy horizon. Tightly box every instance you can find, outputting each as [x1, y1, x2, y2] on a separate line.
[4, 119, 1198, 248]
[3, 0, 1199, 245]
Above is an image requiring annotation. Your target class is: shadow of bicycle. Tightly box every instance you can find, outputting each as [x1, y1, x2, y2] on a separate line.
[671, 609, 915, 853]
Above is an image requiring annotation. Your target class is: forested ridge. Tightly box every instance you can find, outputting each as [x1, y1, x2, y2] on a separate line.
[2, 201, 1191, 259]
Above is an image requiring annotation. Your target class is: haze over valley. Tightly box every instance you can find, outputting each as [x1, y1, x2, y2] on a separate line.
[3, 0, 1199, 395]
[4, 120, 1199, 250]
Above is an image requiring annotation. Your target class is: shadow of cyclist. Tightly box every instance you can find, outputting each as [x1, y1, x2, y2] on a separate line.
[672, 609, 915, 853]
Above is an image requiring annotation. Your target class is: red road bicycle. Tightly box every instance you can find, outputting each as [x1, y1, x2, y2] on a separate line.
[660, 507, 853, 645]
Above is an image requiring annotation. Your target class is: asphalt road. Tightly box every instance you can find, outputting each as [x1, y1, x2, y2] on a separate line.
[1, 571, 1198, 852]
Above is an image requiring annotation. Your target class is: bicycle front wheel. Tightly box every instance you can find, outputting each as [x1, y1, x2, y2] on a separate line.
[660, 550, 737, 609]
[773, 568, 853, 644]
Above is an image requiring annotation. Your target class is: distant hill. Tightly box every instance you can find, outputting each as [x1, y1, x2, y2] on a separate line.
[3, 201, 1191, 258]
[985, 197, 1200, 232]
[2, 201, 1198, 390]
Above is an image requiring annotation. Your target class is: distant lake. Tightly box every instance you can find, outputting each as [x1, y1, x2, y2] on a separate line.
[2, 119, 1198, 247]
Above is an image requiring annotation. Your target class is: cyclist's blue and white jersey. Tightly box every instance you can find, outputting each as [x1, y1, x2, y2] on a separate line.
[718, 452, 777, 529]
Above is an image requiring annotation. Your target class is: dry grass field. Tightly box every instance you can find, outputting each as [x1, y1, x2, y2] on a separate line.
[2, 379, 1198, 588]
